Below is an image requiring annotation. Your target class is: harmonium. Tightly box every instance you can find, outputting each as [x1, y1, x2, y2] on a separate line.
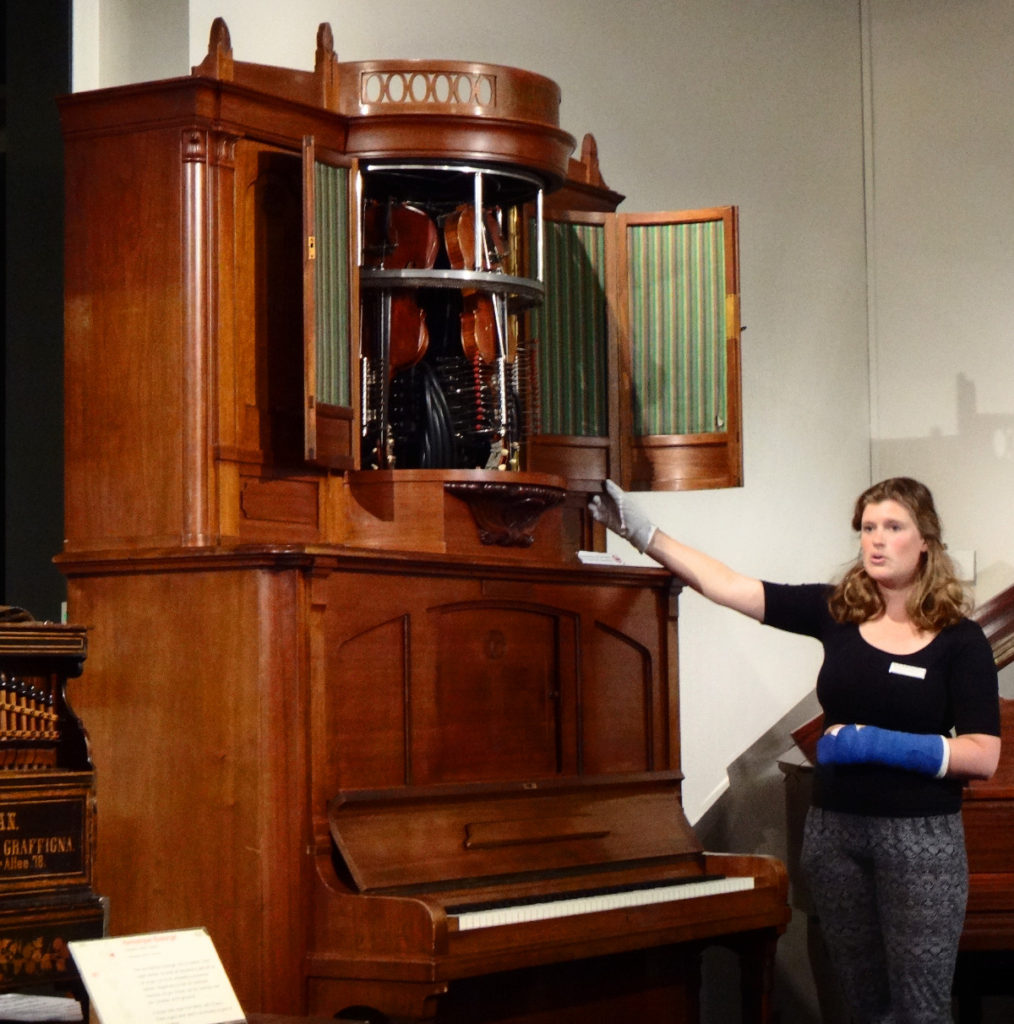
[0, 613, 104, 1012]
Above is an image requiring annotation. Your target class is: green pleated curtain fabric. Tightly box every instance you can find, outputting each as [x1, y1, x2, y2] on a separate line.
[627, 219, 727, 437]
[314, 161, 352, 408]
[531, 219, 609, 437]
[532, 214, 728, 440]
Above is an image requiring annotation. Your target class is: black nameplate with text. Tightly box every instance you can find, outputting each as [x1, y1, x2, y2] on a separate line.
[0, 775, 93, 894]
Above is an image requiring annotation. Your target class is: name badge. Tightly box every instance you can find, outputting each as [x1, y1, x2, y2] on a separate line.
[889, 661, 927, 679]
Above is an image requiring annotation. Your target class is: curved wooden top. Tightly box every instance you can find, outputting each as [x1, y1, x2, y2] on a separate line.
[337, 59, 562, 127]
[192, 18, 575, 187]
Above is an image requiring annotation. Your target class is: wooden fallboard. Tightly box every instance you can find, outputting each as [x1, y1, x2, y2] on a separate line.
[328, 774, 701, 892]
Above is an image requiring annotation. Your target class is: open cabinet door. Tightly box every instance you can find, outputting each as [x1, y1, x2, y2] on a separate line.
[526, 210, 616, 490]
[528, 204, 742, 493]
[303, 137, 359, 469]
[616, 206, 742, 491]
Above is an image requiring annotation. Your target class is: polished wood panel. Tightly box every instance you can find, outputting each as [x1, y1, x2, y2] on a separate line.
[61, 553, 312, 1012]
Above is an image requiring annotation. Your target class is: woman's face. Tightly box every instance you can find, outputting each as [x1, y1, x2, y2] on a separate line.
[860, 499, 928, 592]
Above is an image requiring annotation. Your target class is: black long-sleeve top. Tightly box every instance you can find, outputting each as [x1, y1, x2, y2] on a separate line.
[763, 581, 1000, 816]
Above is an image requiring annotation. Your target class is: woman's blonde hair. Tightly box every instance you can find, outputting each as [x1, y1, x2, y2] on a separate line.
[828, 477, 971, 630]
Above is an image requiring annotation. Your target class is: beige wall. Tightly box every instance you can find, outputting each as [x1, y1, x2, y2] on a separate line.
[72, 0, 1014, 825]
[864, 0, 1014, 604]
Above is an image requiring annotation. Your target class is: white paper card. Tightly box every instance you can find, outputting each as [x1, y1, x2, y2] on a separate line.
[577, 550, 624, 565]
[68, 928, 245, 1024]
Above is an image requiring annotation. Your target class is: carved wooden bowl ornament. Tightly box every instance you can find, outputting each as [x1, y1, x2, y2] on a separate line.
[445, 480, 565, 547]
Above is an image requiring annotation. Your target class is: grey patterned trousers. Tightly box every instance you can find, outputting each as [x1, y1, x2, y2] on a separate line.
[800, 807, 967, 1024]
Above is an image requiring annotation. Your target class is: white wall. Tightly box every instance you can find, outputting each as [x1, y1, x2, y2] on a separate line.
[72, 0, 874, 823]
[72, 0, 187, 90]
[864, 0, 1014, 607]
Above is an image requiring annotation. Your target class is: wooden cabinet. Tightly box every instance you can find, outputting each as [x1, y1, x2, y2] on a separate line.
[55, 20, 766, 1019]
[57, 541, 681, 1015]
[60, 19, 575, 559]
[60, 20, 742, 554]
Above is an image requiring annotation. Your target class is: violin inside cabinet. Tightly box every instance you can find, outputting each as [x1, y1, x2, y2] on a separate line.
[302, 140, 742, 499]
[354, 162, 546, 473]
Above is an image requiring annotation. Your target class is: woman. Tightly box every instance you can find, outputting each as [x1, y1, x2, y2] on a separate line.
[589, 477, 1000, 1024]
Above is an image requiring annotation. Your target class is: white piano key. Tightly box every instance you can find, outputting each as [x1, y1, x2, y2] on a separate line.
[454, 875, 755, 932]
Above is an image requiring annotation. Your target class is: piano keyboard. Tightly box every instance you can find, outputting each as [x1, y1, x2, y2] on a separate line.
[450, 874, 755, 932]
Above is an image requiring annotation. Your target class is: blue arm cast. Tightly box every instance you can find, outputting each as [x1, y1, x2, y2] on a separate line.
[816, 725, 947, 777]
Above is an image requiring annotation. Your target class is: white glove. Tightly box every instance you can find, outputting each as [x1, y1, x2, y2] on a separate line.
[588, 480, 658, 553]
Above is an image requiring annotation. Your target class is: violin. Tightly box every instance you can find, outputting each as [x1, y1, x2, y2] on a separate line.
[362, 200, 438, 467]
[363, 200, 439, 374]
[442, 204, 508, 364]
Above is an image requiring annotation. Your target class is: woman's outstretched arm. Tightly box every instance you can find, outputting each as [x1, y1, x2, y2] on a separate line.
[590, 480, 765, 621]
[645, 530, 765, 620]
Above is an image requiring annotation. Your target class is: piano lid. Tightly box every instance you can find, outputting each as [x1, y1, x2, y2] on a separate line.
[328, 773, 702, 893]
